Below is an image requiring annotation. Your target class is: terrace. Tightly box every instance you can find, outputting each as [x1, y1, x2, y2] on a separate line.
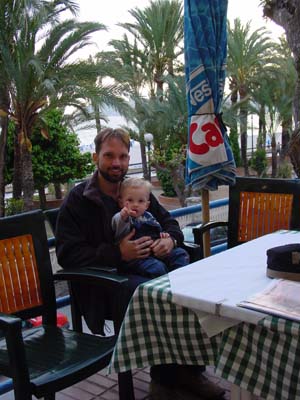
[0, 195, 233, 400]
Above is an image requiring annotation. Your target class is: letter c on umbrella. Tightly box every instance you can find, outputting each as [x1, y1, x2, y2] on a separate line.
[189, 122, 209, 154]
[189, 119, 224, 155]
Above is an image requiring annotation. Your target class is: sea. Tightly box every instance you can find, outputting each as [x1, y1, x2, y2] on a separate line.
[77, 115, 268, 167]
[77, 115, 143, 167]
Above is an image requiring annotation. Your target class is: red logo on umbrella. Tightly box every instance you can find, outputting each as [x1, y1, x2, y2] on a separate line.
[189, 115, 227, 165]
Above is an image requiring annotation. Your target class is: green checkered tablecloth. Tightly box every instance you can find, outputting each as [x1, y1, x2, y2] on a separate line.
[110, 275, 220, 371]
[217, 316, 300, 399]
[110, 275, 300, 400]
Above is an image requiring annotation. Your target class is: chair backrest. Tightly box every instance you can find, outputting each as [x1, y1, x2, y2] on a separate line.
[228, 177, 300, 248]
[0, 210, 57, 324]
[44, 207, 60, 234]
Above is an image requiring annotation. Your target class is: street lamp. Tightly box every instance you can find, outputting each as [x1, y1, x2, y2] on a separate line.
[144, 133, 153, 181]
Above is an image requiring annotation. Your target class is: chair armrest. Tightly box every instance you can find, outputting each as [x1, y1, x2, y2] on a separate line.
[54, 268, 129, 333]
[182, 241, 203, 262]
[0, 313, 22, 333]
[54, 268, 128, 290]
[192, 221, 228, 248]
[0, 313, 29, 380]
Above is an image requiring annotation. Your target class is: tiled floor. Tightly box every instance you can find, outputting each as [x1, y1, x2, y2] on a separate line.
[53, 365, 232, 400]
[2, 365, 264, 400]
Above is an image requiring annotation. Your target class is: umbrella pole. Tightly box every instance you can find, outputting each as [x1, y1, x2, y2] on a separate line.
[201, 189, 211, 257]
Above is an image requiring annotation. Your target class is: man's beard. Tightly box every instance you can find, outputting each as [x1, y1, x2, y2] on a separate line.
[99, 168, 127, 183]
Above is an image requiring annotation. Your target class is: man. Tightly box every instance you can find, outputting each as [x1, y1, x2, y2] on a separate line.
[56, 128, 224, 400]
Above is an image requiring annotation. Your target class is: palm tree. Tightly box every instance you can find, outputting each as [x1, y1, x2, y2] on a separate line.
[102, 1, 184, 180]
[0, 59, 10, 216]
[0, 0, 106, 209]
[261, 1, 300, 122]
[138, 74, 190, 206]
[119, 0, 184, 95]
[227, 18, 275, 175]
[261, 1, 300, 176]
[98, 37, 151, 178]
[250, 35, 295, 177]
[273, 37, 296, 162]
[0, 0, 42, 215]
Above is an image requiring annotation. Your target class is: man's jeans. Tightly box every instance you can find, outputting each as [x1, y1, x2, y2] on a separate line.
[121, 247, 189, 278]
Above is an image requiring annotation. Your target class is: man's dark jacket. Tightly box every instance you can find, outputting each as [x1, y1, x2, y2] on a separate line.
[56, 171, 184, 333]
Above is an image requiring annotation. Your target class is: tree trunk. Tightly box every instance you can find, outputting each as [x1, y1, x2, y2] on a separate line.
[280, 119, 291, 162]
[263, 2, 300, 173]
[288, 126, 300, 177]
[0, 117, 8, 217]
[239, 99, 249, 176]
[170, 164, 187, 207]
[229, 83, 241, 166]
[0, 82, 10, 217]
[13, 130, 22, 199]
[54, 182, 62, 199]
[38, 187, 47, 210]
[94, 104, 101, 133]
[22, 143, 35, 210]
[258, 105, 267, 150]
[0, 87, 9, 217]
[271, 135, 277, 177]
[139, 140, 149, 180]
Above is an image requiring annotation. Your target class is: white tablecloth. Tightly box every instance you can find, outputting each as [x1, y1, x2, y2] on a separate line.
[169, 230, 300, 335]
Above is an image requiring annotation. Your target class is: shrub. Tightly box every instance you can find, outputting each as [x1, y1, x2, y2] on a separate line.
[249, 149, 268, 177]
[5, 198, 25, 216]
[157, 170, 176, 197]
[277, 162, 293, 178]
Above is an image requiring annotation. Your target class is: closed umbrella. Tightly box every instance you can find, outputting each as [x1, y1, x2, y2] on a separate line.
[184, 0, 236, 256]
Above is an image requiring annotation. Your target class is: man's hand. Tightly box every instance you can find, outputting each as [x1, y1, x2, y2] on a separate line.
[150, 236, 174, 258]
[119, 229, 153, 261]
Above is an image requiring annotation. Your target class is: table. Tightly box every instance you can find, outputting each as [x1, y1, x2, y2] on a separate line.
[110, 231, 300, 400]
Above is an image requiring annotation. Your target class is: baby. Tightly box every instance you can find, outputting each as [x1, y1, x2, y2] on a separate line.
[112, 177, 189, 278]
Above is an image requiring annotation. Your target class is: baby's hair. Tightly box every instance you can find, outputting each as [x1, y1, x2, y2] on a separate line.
[120, 177, 152, 197]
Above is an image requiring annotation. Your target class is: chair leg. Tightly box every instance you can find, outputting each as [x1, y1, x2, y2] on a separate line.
[118, 370, 135, 400]
[44, 393, 55, 400]
[14, 389, 31, 400]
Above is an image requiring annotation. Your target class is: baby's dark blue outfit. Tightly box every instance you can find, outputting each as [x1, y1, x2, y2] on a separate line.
[111, 210, 189, 278]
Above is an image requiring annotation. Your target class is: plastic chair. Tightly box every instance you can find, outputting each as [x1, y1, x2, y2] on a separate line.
[193, 176, 300, 251]
[0, 210, 133, 400]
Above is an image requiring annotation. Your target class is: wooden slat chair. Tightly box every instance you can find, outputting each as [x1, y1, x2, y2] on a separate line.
[193, 177, 300, 251]
[0, 210, 133, 400]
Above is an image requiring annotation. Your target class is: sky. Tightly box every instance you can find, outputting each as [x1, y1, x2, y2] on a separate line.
[74, 0, 285, 57]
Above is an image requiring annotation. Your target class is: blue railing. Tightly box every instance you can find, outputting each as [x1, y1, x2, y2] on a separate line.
[0, 197, 229, 395]
[170, 198, 228, 218]
[170, 198, 228, 255]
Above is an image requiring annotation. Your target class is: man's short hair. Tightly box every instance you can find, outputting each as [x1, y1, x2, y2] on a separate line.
[120, 177, 152, 198]
[94, 128, 130, 153]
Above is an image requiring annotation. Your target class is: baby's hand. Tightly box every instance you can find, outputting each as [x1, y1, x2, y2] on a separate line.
[124, 201, 137, 217]
[160, 232, 170, 239]
[120, 207, 130, 220]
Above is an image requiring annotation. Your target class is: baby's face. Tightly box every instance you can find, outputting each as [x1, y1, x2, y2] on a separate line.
[120, 187, 150, 217]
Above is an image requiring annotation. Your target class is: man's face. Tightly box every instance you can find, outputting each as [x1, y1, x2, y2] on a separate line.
[93, 137, 130, 183]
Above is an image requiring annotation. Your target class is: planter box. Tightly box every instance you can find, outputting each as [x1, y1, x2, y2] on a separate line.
[158, 194, 181, 209]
